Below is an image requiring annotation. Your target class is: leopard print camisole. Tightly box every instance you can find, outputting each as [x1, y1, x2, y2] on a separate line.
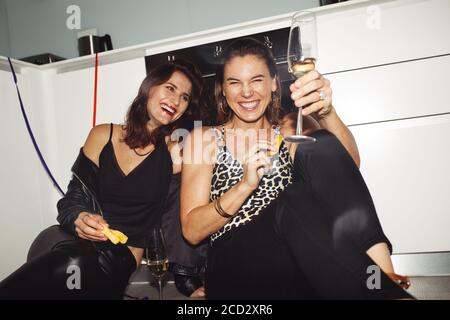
[209, 126, 293, 242]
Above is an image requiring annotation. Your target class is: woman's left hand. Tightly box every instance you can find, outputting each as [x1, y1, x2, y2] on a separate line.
[289, 70, 334, 120]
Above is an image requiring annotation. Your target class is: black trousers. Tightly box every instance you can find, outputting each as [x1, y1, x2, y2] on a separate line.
[275, 129, 412, 299]
[0, 226, 136, 299]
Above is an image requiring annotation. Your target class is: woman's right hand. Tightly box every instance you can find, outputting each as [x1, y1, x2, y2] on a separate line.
[190, 286, 206, 298]
[240, 141, 275, 191]
[74, 212, 109, 241]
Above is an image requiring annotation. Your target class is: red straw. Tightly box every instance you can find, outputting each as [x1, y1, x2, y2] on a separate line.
[92, 52, 99, 127]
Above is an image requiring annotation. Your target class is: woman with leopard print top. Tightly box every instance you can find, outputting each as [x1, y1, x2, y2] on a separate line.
[180, 38, 413, 299]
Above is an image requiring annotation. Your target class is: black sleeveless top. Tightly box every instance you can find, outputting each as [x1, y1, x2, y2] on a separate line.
[98, 124, 172, 248]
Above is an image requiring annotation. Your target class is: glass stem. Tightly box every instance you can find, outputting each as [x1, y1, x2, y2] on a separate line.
[296, 106, 303, 136]
[158, 279, 163, 300]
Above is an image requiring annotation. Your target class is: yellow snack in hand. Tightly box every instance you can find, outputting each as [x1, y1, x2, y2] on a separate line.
[275, 134, 283, 149]
[101, 227, 119, 244]
[269, 134, 283, 157]
[100, 224, 127, 245]
[111, 229, 128, 244]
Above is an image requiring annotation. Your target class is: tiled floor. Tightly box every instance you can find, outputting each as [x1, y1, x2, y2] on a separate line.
[407, 276, 450, 300]
[125, 265, 450, 300]
[125, 265, 188, 300]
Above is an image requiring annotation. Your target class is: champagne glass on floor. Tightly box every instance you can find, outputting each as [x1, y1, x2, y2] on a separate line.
[146, 228, 168, 300]
[285, 11, 318, 144]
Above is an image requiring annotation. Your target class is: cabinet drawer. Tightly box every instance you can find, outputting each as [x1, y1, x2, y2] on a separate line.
[317, 0, 450, 73]
[327, 54, 450, 126]
[351, 114, 450, 253]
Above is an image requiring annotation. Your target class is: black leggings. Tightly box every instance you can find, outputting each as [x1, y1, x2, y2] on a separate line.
[0, 226, 136, 299]
[275, 129, 412, 299]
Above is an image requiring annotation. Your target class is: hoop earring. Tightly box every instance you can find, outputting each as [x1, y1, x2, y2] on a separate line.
[219, 97, 228, 114]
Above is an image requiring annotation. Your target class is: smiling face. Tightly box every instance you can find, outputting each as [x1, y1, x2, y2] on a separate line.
[146, 70, 192, 127]
[222, 54, 277, 124]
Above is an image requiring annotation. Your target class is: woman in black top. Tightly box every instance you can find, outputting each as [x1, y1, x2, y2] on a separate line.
[180, 38, 412, 299]
[0, 60, 207, 299]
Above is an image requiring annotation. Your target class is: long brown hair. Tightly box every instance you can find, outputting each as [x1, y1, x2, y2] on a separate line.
[123, 60, 206, 148]
[214, 37, 282, 125]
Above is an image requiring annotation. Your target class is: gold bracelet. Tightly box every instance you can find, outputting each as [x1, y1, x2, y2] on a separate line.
[213, 197, 235, 219]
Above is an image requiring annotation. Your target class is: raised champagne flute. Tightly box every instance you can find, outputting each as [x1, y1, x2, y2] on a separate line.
[146, 228, 168, 300]
[285, 11, 317, 144]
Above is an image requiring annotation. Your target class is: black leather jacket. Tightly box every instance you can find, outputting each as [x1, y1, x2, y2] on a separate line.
[56, 148, 207, 297]
[57, 148, 102, 235]
[161, 173, 208, 296]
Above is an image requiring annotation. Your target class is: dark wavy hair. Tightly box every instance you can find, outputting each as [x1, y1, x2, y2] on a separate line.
[123, 60, 207, 148]
[214, 37, 282, 125]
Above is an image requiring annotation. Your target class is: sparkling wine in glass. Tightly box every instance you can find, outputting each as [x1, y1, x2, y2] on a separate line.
[146, 228, 168, 300]
[285, 11, 318, 144]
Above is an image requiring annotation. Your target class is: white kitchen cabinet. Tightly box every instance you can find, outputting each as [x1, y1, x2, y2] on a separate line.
[328, 54, 450, 126]
[317, 0, 450, 74]
[351, 114, 450, 253]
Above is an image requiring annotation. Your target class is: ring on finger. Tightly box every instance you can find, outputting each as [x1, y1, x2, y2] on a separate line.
[319, 89, 326, 101]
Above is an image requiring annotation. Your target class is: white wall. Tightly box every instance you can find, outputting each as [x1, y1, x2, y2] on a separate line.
[51, 57, 147, 190]
[0, 68, 46, 279]
[0, 0, 10, 57]
[2, 0, 318, 59]
[0, 57, 146, 280]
